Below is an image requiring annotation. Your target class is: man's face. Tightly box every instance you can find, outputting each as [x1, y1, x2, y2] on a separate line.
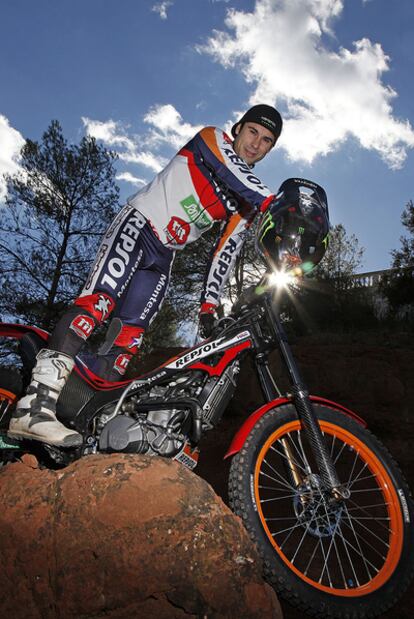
[233, 121, 276, 166]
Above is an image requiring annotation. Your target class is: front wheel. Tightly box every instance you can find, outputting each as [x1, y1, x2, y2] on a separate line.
[228, 404, 414, 618]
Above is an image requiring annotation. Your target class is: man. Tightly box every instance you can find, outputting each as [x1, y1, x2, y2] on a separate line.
[8, 104, 283, 447]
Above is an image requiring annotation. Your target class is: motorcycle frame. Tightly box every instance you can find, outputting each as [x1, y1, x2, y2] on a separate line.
[0, 292, 367, 483]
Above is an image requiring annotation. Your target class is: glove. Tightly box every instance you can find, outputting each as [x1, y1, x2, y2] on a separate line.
[199, 303, 217, 339]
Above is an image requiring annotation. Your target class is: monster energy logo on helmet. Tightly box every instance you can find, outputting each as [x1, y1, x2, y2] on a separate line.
[231, 104, 283, 141]
[258, 211, 275, 243]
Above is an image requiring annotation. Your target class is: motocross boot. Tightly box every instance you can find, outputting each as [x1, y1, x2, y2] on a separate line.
[8, 349, 82, 447]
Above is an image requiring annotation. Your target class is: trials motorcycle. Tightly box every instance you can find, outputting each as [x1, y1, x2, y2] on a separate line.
[0, 282, 413, 619]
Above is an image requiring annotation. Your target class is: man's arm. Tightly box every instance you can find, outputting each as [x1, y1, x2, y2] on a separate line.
[198, 211, 257, 338]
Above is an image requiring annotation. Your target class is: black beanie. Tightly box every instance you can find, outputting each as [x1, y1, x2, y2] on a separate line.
[231, 104, 283, 141]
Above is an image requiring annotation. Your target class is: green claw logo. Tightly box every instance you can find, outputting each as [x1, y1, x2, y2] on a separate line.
[259, 212, 275, 242]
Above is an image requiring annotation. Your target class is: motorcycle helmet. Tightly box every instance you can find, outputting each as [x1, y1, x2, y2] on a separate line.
[257, 178, 330, 274]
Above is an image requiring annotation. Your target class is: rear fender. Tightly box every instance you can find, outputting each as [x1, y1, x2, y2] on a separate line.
[224, 395, 367, 460]
[0, 323, 49, 341]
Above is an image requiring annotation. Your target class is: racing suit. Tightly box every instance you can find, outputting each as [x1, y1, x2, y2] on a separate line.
[49, 126, 275, 380]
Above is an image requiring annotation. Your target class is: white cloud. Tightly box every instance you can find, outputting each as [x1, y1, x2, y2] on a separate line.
[0, 114, 25, 202]
[81, 117, 135, 150]
[116, 172, 147, 187]
[82, 117, 164, 174]
[118, 150, 167, 174]
[83, 105, 202, 185]
[152, 1, 174, 20]
[198, 0, 414, 168]
[143, 104, 204, 149]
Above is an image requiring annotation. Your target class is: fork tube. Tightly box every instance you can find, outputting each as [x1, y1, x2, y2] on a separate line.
[255, 353, 280, 401]
[280, 437, 304, 489]
[263, 295, 343, 493]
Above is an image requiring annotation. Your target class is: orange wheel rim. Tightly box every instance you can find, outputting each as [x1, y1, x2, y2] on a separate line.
[254, 420, 404, 597]
[0, 387, 17, 404]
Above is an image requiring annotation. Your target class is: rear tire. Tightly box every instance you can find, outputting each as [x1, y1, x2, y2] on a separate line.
[228, 404, 414, 618]
[0, 368, 23, 423]
[0, 367, 24, 462]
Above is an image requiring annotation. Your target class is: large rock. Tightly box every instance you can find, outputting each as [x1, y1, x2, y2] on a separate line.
[0, 453, 281, 619]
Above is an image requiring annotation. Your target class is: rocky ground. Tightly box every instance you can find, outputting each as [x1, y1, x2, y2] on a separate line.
[0, 454, 281, 619]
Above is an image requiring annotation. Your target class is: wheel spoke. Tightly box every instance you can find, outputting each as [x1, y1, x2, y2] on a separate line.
[346, 460, 370, 489]
[317, 534, 333, 586]
[336, 515, 381, 576]
[286, 430, 311, 472]
[346, 497, 391, 532]
[336, 520, 362, 587]
[269, 442, 309, 476]
[275, 518, 306, 540]
[348, 487, 384, 493]
[332, 440, 347, 466]
[346, 449, 361, 487]
[260, 468, 295, 492]
[259, 492, 302, 502]
[342, 507, 390, 552]
[347, 472, 380, 486]
[319, 502, 347, 588]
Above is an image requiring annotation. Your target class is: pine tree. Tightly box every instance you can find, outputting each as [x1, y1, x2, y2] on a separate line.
[391, 200, 414, 268]
[0, 120, 120, 329]
[380, 199, 414, 314]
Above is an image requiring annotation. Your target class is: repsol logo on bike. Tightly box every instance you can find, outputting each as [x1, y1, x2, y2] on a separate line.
[207, 237, 238, 301]
[139, 273, 167, 321]
[223, 147, 268, 191]
[100, 211, 146, 291]
[170, 340, 223, 368]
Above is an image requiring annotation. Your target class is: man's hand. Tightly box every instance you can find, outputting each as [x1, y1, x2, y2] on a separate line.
[199, 303, 217, 339]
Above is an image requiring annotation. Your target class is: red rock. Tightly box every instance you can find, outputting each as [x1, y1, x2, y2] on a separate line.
[0, 454, 282, 619]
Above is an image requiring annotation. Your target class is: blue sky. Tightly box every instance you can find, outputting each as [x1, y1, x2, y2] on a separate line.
[1, 0, 413, 272]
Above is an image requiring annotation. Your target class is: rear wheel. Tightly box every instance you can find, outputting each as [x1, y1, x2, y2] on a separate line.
[0, 368, 24, 458]
[228, 404, 414, 618]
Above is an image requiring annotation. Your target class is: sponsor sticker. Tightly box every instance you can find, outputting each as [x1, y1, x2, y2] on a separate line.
[174, 442, 200, 470]
[114, 353, 132, 375]
[166, 216, 190, 245]
[69, 315, 95, 340]
[166, 331, 251, 370]
[94, 293, 114, 321]
[398, 488, 411, 523]
[139, 273, 167, 321]
[180, 194, 212, 230]
[100, 211, 146, 291]
[127, 334, 144, 353]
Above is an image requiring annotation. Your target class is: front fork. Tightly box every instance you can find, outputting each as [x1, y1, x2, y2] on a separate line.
[256, 300, 350, 502]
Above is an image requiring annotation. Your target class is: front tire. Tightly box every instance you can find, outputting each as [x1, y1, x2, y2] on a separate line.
[228, 404, 414, 618]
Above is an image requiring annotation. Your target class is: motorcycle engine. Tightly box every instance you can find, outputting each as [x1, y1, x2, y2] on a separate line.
[98, 408, 188, 457]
